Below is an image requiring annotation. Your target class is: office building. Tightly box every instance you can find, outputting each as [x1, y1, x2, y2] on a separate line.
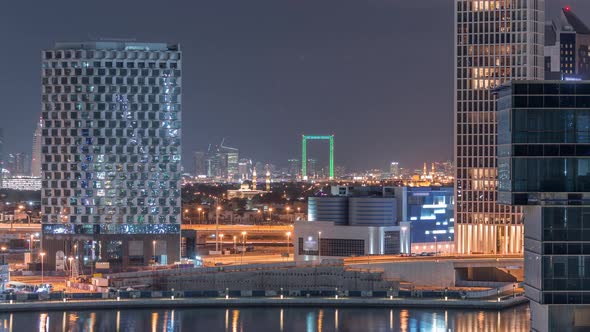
[193, 151, 207, 178]
[296, 185, 409, 260]
[306, 158, 317, 179]
[222, 142, 239, 181]
[390, 162, 400, 178]
[41, 41, 182, 271]
[288, 159, 300, 179]
[294, 221, 406, 261]
[454, 0, 544, 254]
[205, 139, 238, 181]
[237, 158, 251, 180]
[395, 186, 454, 254]
[497, 81, 590, 331]
[6, 153, 28, 176]
[32, 119, 42, 177]
[545, 6, 590, 80]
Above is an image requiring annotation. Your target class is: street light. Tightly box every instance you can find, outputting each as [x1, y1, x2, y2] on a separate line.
[434, 236, 438, 256]
[216, 206, 221, 252]
[513, 283, 516, 298]
[318, 231, 322, 264]
[286, 232, 291, 257]
[39, 252, 46, 284]
[268, 208, 273, 222]
[197, 207, 202, 223]
[68, 257, 73, 279]
[286, 207, 291, 222]
[241, 231, 247, 264]
[0, 247, 6, 266]
[152, 240, 156, 269]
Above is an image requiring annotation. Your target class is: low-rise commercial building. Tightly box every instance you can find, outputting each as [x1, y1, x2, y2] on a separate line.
[294, 220, 408, 261]
[296, 186, 409, 261]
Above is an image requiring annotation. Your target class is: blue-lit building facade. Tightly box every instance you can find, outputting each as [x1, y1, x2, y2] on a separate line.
[41, 42, 182, 272]
[497, 81, 590, 332]
[395, 186, 454, 254]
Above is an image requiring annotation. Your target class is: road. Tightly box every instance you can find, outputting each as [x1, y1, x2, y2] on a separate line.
[201, 252, 524, 268]
[203, 253, 293, 266]
[344, 254, 523, 265]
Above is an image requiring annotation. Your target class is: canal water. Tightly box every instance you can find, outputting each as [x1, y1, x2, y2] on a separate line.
[0, 305, 529, 331]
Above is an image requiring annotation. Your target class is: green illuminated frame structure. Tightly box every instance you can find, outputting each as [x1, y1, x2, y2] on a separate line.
[302, 135, 334, 179]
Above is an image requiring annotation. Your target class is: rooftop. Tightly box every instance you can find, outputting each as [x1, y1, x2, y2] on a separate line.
[52, 41, 179, 51]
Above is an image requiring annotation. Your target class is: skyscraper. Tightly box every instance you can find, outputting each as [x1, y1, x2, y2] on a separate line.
[32, 118, 42, 177]
[219, 140, 239, 181]
[204, 139, 238, 181]
[7, 153, 27, 176]
[454, 0, 544, 254]
[390, 162, 400, 177]
[193, 151, 207, 177]
[288, 159, 300, 179]
[545, 6, 590, 80]
[237, 158, 252, 180]
[41, 41, 182, 271]
[498, 81, 590, 332]
[15, 153, 27, 175]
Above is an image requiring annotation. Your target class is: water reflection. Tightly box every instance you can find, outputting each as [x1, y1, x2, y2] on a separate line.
[0, 305, 530, 332]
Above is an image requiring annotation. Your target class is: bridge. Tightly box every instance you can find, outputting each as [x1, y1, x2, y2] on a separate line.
[345, 255, 524, 287]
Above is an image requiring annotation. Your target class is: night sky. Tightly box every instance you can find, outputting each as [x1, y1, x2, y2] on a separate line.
[0, 0, 588, 172]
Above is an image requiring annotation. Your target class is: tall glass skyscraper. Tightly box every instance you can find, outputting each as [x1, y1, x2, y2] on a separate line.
[498, 81, 590, 332]
[454, 0, 544, 254]
[41, 41, 182, 271]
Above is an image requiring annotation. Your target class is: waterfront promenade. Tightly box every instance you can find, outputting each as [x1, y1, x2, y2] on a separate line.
[0, 295, 528, 313]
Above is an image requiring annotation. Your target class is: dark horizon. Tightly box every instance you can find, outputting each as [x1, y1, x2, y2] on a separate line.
[0, 0, 588, 172]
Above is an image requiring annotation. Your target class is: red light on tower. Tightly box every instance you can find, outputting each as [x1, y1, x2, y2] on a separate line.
[565, 6, 571, 12]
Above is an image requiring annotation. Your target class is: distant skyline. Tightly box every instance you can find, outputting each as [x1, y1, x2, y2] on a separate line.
[0, 0, 588, 171]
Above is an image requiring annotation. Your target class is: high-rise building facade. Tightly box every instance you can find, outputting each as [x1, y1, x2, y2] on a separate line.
[193, 151, 207, 177]
[7, 153, 27, 176]
[41, 41, 182, 271]
[454, 0, 544, 254]
[237, 158, 252, 180]
[498, 81, 590, 332]
[288, 159, 300, 179]
[32, 119, 43, 177]
[545, 6, 590, 80]
[390, 162, 400, 177]
[204, 140, 238, 181]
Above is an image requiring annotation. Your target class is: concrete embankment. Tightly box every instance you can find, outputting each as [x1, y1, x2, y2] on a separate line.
[0, 296, 528, 313]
